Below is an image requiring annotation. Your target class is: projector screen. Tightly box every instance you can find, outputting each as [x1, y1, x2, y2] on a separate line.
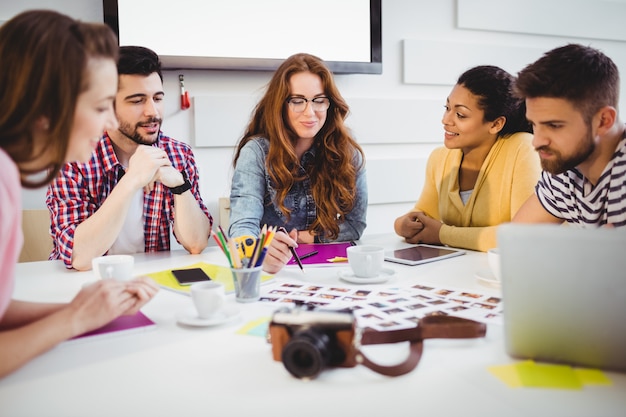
[103, 0, 382, 74]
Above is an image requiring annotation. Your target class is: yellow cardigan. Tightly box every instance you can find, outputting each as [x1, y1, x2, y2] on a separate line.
[413, 132, 541, 252]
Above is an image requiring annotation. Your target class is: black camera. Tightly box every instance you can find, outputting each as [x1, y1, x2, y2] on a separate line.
[267, 307, 359, 379]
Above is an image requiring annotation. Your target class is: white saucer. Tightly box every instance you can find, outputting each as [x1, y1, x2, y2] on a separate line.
[177, 305, 241, 327]
[475, 268, 501, 288]
[337, 267, 395, 284]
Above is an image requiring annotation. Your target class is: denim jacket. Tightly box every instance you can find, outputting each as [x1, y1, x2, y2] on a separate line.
[228, 137, 367, 242]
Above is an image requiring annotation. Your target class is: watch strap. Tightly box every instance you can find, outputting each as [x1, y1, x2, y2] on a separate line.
[168, 171, 191, 195]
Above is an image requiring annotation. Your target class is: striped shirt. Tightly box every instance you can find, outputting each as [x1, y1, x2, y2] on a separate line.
[536, 135, 626, 227]
[46, 132, 212, 267]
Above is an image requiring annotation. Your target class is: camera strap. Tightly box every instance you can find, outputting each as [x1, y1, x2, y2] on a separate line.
[357, 316, 487, 377]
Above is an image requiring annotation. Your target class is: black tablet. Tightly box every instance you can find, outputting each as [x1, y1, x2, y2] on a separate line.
[384, 244, 465, 266]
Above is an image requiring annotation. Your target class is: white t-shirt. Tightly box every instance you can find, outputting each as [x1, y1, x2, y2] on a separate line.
[108, 189, 145, 254]
[460, 189, 473, 205]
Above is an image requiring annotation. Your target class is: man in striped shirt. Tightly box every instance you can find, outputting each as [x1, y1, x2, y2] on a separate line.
[47, 46, 213, 270]
[512, 44, 626, 228]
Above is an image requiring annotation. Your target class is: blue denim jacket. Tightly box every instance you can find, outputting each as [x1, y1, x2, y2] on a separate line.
[228, 137, 367, 242]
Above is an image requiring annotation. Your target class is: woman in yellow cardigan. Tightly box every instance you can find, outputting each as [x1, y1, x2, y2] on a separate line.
[394, 65, 540, 252]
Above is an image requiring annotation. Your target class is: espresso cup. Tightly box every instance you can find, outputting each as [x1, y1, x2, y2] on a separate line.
[346, 245, 385, 278]
[92, 255, 134, 281]
[191, 281, 226, 319]
[487, 248, 502, 282]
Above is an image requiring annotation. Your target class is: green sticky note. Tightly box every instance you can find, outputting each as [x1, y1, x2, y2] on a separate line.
[236, 317, 269, 337]
[516, 361, 583, 390]
[574, 368, 612, 386]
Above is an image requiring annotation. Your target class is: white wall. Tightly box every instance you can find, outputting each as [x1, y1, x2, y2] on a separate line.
[6, 0, 626, 237]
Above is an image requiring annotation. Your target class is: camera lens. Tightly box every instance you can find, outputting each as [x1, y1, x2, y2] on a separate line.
[281, 328, 339, 379]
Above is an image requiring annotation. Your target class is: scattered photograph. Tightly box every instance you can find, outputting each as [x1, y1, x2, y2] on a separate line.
[258, 280, 503, 331]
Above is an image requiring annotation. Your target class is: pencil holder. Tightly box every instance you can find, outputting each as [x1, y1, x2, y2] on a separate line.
[231, 266, 263, 303]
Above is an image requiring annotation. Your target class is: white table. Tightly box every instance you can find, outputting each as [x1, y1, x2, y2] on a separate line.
[1, 235, 625, 417]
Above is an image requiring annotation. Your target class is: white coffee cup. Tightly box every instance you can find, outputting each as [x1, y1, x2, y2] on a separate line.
[346, 245, 385, 278]
[487, 248, 502, 282]
[191, 281, 225, 319]
[92, 255, 134, 281]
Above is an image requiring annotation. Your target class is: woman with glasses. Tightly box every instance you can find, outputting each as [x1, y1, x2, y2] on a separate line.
[394, 65, 541, 252]
[229, 53, 367, 274]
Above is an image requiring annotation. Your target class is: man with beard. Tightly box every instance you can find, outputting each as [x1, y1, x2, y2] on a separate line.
[47, 46, 212, 270]
[512, 44, 626, 228]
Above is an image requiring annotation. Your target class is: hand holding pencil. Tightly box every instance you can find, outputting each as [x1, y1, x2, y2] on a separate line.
[212, 225, 299, 275]
[260, 227, 299, 274]
[278, 227, 305, 273]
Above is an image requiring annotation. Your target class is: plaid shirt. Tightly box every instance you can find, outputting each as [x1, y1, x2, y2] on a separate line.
[46, 132, 212, 267]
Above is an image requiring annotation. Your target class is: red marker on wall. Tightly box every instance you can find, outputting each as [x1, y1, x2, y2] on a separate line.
[179, 74, 190, 110]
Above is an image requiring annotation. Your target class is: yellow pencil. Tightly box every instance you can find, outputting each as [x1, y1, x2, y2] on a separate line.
[228, 238, 242, 268]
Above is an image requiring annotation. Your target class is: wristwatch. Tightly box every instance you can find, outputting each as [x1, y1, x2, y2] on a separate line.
[168, 171, 191, 195]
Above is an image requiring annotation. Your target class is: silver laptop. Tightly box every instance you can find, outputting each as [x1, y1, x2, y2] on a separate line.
[497, 224, 626, 372]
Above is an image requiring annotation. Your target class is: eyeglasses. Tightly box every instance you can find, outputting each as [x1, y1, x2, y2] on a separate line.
[286, 96, 331, 113]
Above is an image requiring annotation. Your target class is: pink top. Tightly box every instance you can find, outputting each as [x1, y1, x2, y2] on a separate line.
[0, 148, 22, 317]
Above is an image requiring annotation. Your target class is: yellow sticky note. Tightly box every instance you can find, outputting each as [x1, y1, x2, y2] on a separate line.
[488, 363, 523, 388]
[146, 262, 273, 294]
[516, 361, 583, 390]
[489, 361, 613, 390]
[327, 256, 348, 263]
[574, 368, 613, 386]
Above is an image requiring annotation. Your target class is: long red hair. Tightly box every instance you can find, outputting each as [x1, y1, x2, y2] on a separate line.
[233, 53, 364, 239]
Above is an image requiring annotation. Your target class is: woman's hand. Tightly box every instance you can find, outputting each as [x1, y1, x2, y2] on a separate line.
[262, 228, 298, 274]
[67, 277, 159, 336]
[119, 276, 160, 315]
[409, 212, 443, 245]
[394, 211, 425, 242]
[296, 230, 314, 244]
